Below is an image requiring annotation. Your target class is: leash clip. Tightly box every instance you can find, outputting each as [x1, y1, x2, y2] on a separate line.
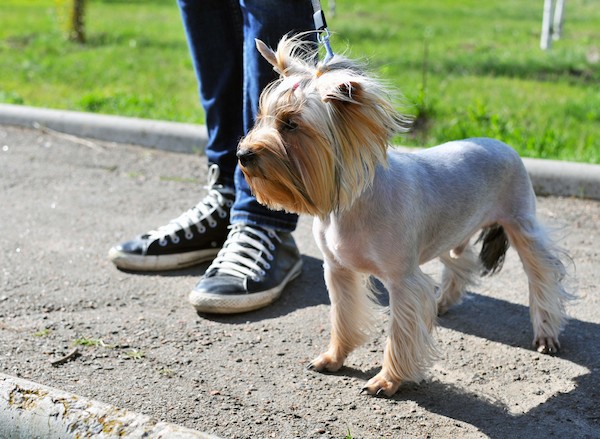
[318, 27, 334, 64]
[312, 2, 334, 64]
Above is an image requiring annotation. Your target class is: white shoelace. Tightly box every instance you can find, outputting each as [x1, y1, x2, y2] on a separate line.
[208, 224, 281, 282]
[146, 165, 234, 246]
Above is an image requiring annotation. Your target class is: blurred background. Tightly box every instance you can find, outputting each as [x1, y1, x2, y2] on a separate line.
[1, 0, 598, 163]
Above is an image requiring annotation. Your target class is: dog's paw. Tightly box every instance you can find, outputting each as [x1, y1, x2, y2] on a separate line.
[306, 352, 344, 373]
[361, 372, 400, 397]
[534, 336, 560, 355]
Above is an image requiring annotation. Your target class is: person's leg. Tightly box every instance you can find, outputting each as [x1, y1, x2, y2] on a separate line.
[230, 0, 316, 232]
[107, 0, 245, 271]
[179, 0, 245, 187]
[189, 0, 315, 313]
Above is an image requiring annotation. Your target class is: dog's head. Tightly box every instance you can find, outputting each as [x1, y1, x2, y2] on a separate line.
[237, 36, 409, 217]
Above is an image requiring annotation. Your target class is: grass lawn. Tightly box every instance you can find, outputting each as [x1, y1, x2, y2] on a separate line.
[1, 0, 598, 163]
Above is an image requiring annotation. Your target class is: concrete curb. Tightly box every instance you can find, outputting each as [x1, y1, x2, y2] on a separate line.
[0, 104, 208, 154]
[1, 103, 599, 200]
[522, 157, 600, 200]
[0, 373, 221, 439]
[2, 103, 599, 201]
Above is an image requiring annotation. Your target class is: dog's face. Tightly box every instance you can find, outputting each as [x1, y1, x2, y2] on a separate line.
[237, 37, 408, 218]
[237, 73, 337, 217]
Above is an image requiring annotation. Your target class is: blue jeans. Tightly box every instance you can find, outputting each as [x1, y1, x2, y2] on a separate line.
[177, 0, 314, 232]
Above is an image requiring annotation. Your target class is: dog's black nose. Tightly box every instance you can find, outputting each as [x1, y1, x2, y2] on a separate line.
[237, 149, 257, 167]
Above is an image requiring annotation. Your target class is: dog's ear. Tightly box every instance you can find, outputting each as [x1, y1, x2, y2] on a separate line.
[256, 38, 295, 77]
[320, 80, 363, 104]
[256, 39, 280, 71]
[257, 37, 314, 78]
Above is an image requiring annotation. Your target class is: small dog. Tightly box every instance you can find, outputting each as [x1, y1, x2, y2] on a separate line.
[237, 36, 571, 396]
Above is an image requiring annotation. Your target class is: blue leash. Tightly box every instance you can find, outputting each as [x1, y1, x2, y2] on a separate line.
[311, 0, 335, 63]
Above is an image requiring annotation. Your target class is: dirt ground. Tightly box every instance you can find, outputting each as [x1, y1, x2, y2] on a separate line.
[0, 125, 598, 438]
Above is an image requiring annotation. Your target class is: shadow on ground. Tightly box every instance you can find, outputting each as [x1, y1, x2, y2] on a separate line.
[409, 294, 599, 436]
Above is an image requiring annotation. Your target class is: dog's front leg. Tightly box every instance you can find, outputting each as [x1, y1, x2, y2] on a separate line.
[363, 269, 438, 396]
[308, 260, 377, 373]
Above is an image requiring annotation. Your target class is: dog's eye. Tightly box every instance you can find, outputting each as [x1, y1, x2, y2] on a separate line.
[281, 118, 298, 131]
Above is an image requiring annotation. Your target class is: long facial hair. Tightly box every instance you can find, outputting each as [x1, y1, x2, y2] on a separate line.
[238, 36, 410, 218]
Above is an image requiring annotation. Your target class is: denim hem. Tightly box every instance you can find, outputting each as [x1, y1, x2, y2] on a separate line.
[230, 212, 298, 233]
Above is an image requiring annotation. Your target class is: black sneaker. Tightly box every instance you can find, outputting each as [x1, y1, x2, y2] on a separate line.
[189, 224, 303, 314]
[108, 165, 235, 271]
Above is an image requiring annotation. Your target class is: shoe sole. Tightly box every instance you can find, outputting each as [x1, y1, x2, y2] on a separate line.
[188, 259, 304, 314]
[108, 247, 220, 272]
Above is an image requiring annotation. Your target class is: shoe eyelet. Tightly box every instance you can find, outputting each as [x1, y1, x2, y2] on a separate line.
[209, 220, 217, 228]
[226, 200, 234, 207]
[260, 270, 266, 276]
[264, 263, 271, 270]
[268, 254, 274, 261]
[159, 238, 167, 247]
[218, 210, 227, 219]
[198, 225, 206, 233]
[171, 236, 180, 244]
[269, 245, 275, 251]
[185, 231, 194, 240]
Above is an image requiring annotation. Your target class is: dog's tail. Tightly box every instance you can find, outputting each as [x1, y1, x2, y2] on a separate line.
[477, 224, 510, 276]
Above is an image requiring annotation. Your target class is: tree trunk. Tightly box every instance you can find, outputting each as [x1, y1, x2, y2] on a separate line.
[69, 0, 86, 43]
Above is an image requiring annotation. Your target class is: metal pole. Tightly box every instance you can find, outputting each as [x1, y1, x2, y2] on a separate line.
[552, 0, 565, 40]
[540, 0, 554, 50]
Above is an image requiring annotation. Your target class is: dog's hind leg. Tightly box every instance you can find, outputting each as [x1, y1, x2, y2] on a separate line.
[362, 268, 438, 396]
[437, 243, 480, 315]
[504, 216, 570, 354]
[308, 261, 378, 373]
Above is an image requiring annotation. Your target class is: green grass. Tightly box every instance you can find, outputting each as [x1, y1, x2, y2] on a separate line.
[1, 0, 599, 163]
[73, 336, 107, 347]
[1, 0, 199, 122]
[124, 349, 145, 361]
[32, 328, 51, 337]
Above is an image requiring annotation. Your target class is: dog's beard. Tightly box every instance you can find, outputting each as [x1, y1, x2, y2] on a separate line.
[245, 174, 310, 214]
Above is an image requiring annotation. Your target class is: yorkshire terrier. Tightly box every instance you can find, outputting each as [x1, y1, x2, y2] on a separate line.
[237, 36, 571, 396]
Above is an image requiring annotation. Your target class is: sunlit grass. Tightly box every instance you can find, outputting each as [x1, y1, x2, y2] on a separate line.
[1, 0, 598, 162]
